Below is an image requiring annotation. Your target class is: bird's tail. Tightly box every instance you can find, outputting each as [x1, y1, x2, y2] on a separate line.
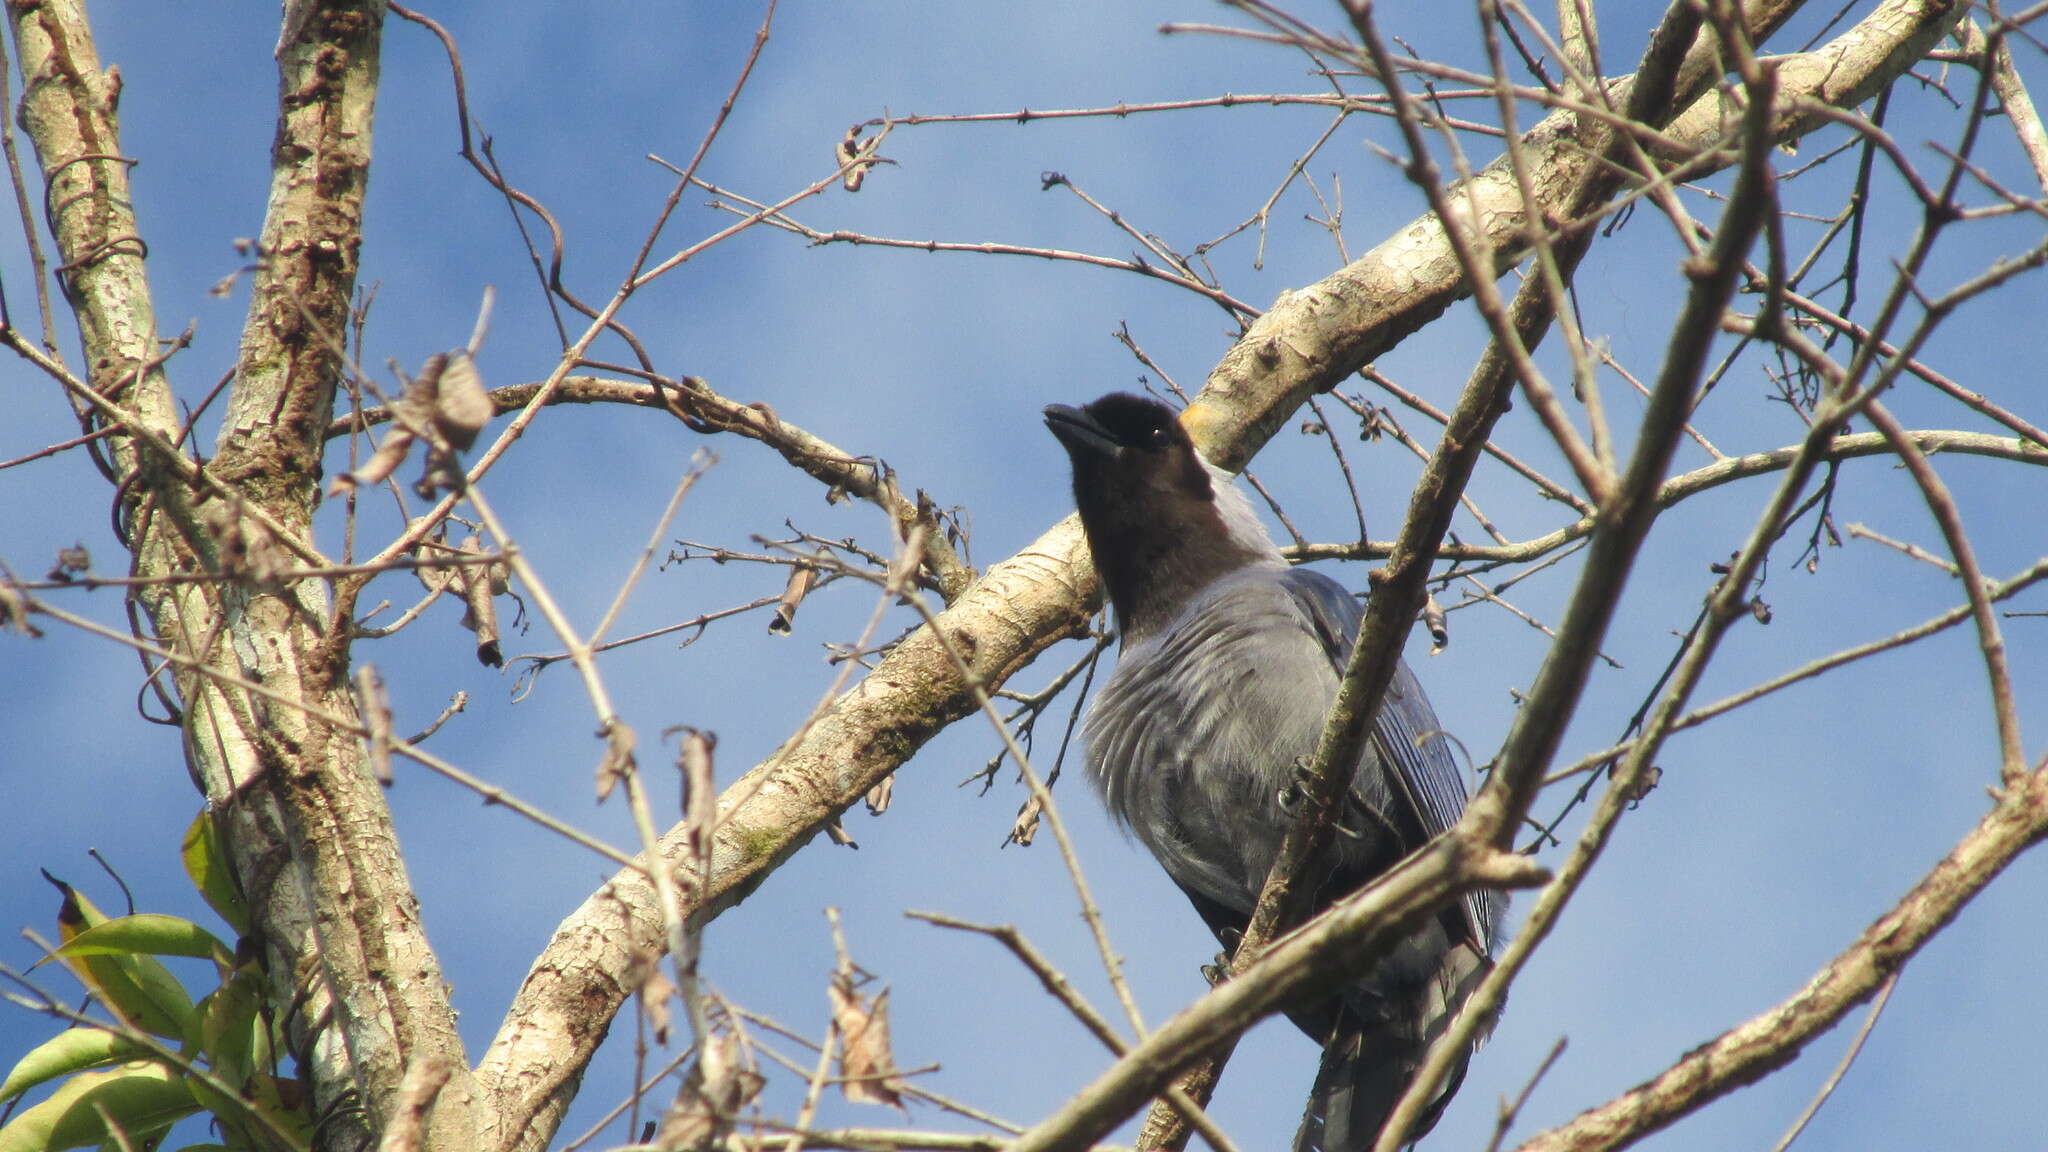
[1292, 1024, 1416, 1152]
[1291, 944, 1494, 1152]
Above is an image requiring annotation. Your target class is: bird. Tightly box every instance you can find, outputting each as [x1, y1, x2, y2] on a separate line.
[1044, 391, 1501, 1151]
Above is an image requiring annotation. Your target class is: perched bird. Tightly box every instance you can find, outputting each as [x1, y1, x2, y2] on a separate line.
[1044, 392, 1500, 1151]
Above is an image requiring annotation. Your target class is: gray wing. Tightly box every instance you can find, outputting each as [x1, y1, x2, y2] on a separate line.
[1084, 564, 1498, 955]
[1278, 567, 1502, 955]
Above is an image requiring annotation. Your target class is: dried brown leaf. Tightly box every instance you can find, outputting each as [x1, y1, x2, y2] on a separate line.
[453, 535, 503, 667]
[46, 544, 90, 583]
[655, 1029, 764, 1151]
[768, 559, 819, 635]
[354, 664, 393, 786]
[630, 947, 677, 1047]
[864, 775, 893, 817]
[1007, 793, 1043, 847]
[830, 979, 906, 1110]
[824, 818, 858, 849]
[1423, 593, 1449, 654]
[379, 351, 488, 497]
[597, 722, 637, 802]
[0, 578, 41, 637]
[330, 425, 417, 497]
[678, 728, 718, 860]
[432, 350, 492, 450]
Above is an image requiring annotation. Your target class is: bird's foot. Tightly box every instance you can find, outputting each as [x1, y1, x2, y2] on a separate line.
[1202, 951, 1235, 986]
[1279, 757, 1372, 840]
[1277, 755, 1322, 814]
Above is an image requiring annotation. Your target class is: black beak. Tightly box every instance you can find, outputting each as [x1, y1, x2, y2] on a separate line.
[1044, 403, 1118, 459]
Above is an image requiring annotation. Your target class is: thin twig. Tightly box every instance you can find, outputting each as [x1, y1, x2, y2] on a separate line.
[1864, 400, 2024, 780]
[1769, 971, 1901, 1152]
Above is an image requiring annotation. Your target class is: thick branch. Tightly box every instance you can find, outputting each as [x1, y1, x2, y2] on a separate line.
[472, 518, 1092, 1149]
[210, 5, 480, 1144]
[1516, 761, 2048, 1152]
[8, 0, 477, 1146]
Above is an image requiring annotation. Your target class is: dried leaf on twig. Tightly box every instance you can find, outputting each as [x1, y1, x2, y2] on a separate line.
[768, 555, 820, 635]
[597, 721, 637, 802]
[431, 350, 491, 450]
[832, 983, 906, 1110]
[1007, 793, 1043, 847]
[331, 423, 417, 497]
[824, 818, 858, 849]
[1423, 593, 1449, 654]
[453, 534, 505, 667]
[827, 915, 907, 1111]
[655, 1028, 764, 1151]
[864, 775, 893, 816]
[677, 727, 717, 862]
[329, 349, 496, 498]
[0, 576, 41, 637]
[354, 664, 393, 786]
[629, 946, 677, 1046]
[46, 544, 90, 583]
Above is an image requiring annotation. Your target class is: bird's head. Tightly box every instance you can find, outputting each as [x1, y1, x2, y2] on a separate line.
[1045, 392, 1279, 642]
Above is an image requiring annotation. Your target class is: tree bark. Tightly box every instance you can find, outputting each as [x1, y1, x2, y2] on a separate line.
[6, 1, 477, 1146]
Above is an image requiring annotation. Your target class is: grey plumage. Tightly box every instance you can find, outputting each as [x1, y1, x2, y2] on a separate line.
[1045, 393, 1501, 1151]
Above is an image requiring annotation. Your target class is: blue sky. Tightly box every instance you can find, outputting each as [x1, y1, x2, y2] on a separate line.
[4, 3, 2046, 1150]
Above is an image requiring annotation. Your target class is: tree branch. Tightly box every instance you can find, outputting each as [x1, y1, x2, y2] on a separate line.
[328, 373, 973, 601]
[1003, 837, 1546, 1152]
[1516, 757, 2048, 1152]
[7, 0, 479, 1145]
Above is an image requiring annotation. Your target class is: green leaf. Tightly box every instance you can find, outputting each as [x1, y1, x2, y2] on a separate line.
[56, 914, 229, 966]
[0, 1061, 197, 1152]
[43, 874, 196, 1040]
[184, 1073, 312, 1152]
[180, 811, 250, 937]
[0, 1029, 144, 1104]
[193, 965, 264, 1091]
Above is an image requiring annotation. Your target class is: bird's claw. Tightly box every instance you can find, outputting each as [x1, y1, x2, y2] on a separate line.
[1203, 947, 1238, 986]
[1278, 755, 1323, 813]
[1282, 767, 1370, 838]
[1276, 780, 1304, 813]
